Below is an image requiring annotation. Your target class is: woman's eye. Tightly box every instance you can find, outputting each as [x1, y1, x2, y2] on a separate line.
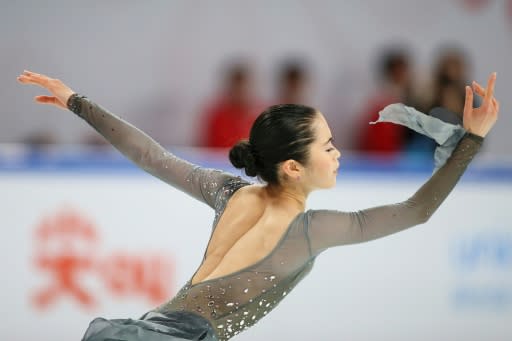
[326, 148, 334, 152]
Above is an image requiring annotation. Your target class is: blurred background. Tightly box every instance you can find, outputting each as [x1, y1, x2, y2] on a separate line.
[1, 1, 511, 340]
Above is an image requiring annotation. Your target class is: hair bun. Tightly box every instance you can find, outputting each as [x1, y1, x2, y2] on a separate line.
[229, 139, 258, 177]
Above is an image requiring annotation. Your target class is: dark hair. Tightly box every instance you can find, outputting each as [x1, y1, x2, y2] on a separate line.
[278, 59, 309, 85]
[433, 45, 470, 85]
[375, 47, 410, 81]
[229, 104, 318, 185]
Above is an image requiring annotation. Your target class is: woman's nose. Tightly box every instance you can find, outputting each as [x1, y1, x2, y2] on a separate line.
[335, 148, 341, 159]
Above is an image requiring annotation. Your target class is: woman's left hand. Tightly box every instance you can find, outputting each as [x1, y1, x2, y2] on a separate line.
[462, 72, 500, 138]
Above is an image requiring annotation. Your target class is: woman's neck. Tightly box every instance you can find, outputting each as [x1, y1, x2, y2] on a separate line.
[263, 183, 307, 212]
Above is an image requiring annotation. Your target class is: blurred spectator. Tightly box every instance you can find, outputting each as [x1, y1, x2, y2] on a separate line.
[422, 45, 475, 116]
[22, 131, 57, 147]
[199, 60, 262, 148]
[354, 46, 415, 155]
[406, 45, 476, 153]
[82, 134, 110, 148]
[274, 58, 310, 105]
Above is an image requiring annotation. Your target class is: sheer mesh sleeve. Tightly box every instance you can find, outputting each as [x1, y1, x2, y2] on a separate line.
[306, 133, 483, 254]
[67, 94, 239, 208]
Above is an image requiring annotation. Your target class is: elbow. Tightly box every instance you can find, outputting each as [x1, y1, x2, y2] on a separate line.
[416, 205, 433, 224]
[418, 214, 430, 225]
[403, 198, 434, 225]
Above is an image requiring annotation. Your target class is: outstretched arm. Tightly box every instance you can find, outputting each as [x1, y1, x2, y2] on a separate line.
[17, 70, 242, 208]
[307, 132, 482, 253]
[306, 72, 499, 254]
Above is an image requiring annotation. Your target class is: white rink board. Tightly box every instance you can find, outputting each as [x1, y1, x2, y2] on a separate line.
[1, 173, 511, 341]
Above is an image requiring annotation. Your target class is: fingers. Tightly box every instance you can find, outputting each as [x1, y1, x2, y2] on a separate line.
[17, 73, 33, 84]
[493, 98, 500, 114]
[34, 95, 67, 109]
[472, 79, 500, 114]
[484, 72, 496, 104]
[35, 95, 57, 104]
[23, 70, 51, 82]
[24, 70, 39, 76]
[472, 81, 486, 97]
[23, 70, 48, 78]
[17, 74, 44, 87]
[473, 79, 497, 99]
[17, 70, 52, 88]
[463, 86, 473, 118]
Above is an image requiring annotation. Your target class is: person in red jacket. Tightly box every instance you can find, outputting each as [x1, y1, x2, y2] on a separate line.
[356, 48, 415, 155]
[201, 61, 262, 148]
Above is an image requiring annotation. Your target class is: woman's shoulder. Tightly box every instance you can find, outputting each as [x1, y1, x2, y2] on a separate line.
[229, 183, 266, 200]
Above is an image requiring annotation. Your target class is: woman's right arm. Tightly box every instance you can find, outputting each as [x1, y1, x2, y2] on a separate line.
[17, 70, 243, 208]
[67, 94, 241, 207]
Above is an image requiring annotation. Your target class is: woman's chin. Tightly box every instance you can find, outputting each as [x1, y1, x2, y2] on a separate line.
[323, 179, 337, 189]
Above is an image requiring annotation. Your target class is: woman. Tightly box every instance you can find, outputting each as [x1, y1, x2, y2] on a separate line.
[17, 70, 499, 341]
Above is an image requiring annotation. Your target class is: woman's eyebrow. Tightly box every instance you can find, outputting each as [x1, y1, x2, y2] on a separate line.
[323, 137, 333, 145]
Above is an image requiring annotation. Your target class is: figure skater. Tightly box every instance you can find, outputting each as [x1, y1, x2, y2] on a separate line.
[17, 70, 499, 341]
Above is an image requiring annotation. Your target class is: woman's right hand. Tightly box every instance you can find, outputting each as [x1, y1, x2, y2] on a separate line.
[462, 72, 500, 138]
[17, 70, 75, 110]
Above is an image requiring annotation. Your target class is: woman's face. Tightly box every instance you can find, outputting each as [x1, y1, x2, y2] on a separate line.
[303, 113, 341, 189]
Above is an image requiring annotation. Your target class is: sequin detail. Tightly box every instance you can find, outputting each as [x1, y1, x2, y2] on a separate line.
[158, 132, 480, 340]
[68, 95, 482, 341]
[154, 175, 315, 341]
[66, 93, 87, 116]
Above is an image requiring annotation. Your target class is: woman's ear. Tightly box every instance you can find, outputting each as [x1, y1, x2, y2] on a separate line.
[280, 159, 303, 181]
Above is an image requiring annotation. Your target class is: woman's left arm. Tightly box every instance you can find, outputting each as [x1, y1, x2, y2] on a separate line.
[306, 72, 499, 254]
[306, 133, 483, 253]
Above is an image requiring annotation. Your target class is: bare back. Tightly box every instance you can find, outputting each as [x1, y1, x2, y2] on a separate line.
[191, 185, 302, 285]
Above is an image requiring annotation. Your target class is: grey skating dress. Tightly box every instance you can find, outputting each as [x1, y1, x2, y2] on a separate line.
[67, 95, 483, 341]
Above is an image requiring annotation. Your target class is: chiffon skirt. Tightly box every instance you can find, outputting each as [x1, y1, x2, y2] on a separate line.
[81, 311, 218, 341]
